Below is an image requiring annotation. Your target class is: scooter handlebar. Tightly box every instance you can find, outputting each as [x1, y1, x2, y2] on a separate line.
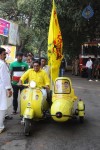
[16, 83, 29, 88]
[22, 83, 29, 87]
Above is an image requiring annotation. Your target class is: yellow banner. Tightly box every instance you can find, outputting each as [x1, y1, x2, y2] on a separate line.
[1, 45, 16, 63]
[48, 0, 63, 82]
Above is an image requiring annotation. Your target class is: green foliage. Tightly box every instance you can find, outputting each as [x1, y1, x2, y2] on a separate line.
[0, 0, 99, 58]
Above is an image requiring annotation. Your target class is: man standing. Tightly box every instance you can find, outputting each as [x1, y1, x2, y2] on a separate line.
[0, 48, 12, 133]
[92, 55, 100, 82]
[74, 56, 79, 76]
[26, 54, 33, 68]
[59, 58, 66, 77]
[86, 57, 93, 81]
[40, 57, 51, 78]
[9, 52, 28, 114]
[40, 57, 52, 104]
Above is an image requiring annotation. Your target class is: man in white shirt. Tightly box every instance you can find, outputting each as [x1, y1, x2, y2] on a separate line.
[40, 57, 52, 106]
[40, 57, 51, 79]
[86, 57, 93, 81]
[0, 48, 12, 133]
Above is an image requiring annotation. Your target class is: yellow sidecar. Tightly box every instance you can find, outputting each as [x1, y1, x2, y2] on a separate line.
[51, 77, 85, 122]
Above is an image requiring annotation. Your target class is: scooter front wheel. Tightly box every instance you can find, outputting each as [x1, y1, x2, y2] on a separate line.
[79, 116, 84, 123]
[24, 119, 32, 136]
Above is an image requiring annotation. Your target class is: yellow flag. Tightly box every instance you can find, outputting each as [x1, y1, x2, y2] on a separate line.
[48, 0, 63, 82]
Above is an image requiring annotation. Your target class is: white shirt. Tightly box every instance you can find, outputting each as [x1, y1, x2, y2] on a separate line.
[0, 60, 12, 110]
[86, 60, 93, 69]
[42, 65, 51, 78]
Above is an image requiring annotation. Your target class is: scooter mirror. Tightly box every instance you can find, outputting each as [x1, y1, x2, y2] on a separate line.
[30, 81, 36, 88]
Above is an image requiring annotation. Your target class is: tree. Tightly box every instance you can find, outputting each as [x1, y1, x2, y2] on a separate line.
[0, 0, 99, 58]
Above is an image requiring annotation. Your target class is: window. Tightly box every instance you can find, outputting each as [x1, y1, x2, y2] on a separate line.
[54, 79, 71, 94]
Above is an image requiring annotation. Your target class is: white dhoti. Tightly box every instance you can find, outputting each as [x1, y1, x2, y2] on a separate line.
[0, 110, 6, 129]
[0, 84, 7, 130]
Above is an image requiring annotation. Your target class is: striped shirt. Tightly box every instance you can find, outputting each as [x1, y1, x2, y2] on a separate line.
[9, 61, 28, 85]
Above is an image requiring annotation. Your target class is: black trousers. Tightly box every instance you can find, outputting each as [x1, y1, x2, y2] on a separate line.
[87, 68, 92, 80]
[12, 85, 24, 111]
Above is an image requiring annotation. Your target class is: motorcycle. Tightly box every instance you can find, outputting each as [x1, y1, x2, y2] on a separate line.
[50, 77, 85, 123]
[20, 81, 49, 136]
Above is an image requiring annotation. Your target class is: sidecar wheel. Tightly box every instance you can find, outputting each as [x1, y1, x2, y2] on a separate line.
[79, 116, 84, 123]
[24, 119, 32, 136]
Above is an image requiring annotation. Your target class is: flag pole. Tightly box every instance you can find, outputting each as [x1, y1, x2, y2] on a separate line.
[50, 0, 54, 90]
[48, 0, 63, 89]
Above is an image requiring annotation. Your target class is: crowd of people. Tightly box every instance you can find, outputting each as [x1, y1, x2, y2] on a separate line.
[0, 47, 100, 134]
[0, 48, 51, 134]
[0, 49, 68, 134]
[86, 56, 100, 81]
[0, 48, 12, 134]
[72, 56, 100, 81]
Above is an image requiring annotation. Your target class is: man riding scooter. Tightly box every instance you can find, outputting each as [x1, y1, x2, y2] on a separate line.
[19, 60, 50, 104]
[18, 60, 50, 135]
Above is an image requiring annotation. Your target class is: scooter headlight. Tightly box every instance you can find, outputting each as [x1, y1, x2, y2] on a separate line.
[29, 81, 36, 88]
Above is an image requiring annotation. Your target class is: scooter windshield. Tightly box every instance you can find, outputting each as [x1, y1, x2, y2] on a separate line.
[54, 79, 71, 94]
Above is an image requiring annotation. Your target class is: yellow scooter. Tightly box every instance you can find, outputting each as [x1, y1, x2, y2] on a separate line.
[50, 77, 85, 123]
[20, 81, 49, 136]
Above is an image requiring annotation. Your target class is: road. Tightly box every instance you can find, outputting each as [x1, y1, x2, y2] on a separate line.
[0, 73, 100, 150]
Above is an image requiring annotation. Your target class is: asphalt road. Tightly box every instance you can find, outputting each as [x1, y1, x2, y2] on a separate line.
[0, 72, 100, 150]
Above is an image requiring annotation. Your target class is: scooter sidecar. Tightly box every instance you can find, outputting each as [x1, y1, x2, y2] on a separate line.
[50, 77, 85, 122]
